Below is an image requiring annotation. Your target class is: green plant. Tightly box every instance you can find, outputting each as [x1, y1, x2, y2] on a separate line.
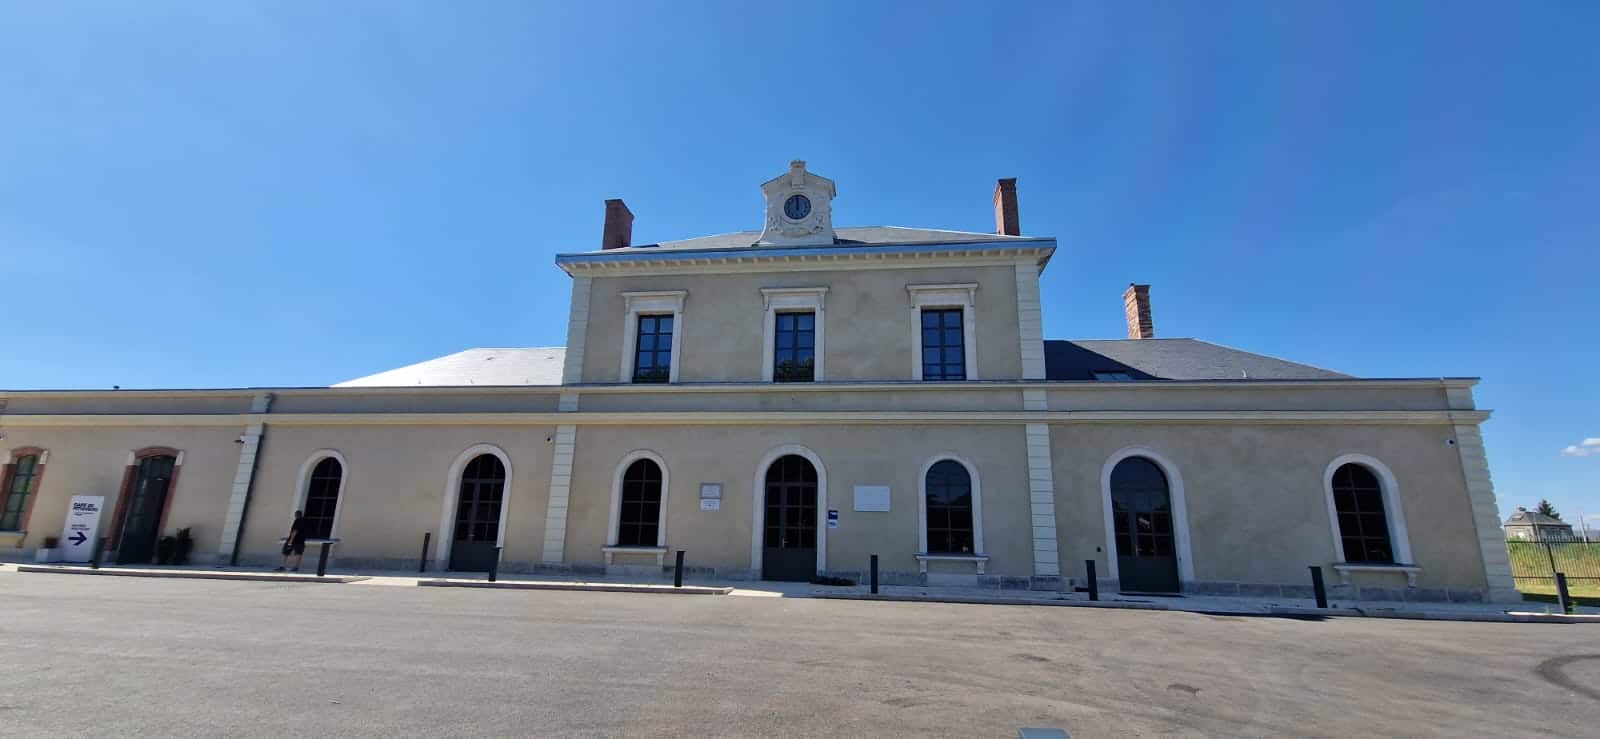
[174, 528, 194, 565]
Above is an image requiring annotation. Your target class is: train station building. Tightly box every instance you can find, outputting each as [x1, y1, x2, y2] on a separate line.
[0, 162, 1519, 602]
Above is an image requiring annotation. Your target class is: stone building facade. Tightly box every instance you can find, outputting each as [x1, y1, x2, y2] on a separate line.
[0, 162, 1518, 603]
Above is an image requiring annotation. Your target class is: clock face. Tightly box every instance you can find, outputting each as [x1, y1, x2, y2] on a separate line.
[783, 194, 812, 220]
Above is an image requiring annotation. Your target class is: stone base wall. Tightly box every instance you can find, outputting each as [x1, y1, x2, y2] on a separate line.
[1185, 580, 1487, 603]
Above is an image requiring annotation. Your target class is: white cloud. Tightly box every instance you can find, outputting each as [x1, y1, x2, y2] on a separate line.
[1560, 437, 1600, 457]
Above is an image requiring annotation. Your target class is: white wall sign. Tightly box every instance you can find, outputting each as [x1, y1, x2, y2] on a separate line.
[60, 495, 105, 563]
[853, 485, 891, 512]
[700, 483, 722, 500]
[700, 499, 720, 511]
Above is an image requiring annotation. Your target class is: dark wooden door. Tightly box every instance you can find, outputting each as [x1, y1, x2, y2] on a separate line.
[1110, 456, 1180, 593]
[117, 455, 175, 564]
[762, 455, 817, 581]
[450, 454, 505, 572]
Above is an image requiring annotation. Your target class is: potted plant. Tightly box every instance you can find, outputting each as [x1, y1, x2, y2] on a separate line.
[36, 536, 59, 563]
[155, 535, 177, 565]
[174, 528, 193, 565]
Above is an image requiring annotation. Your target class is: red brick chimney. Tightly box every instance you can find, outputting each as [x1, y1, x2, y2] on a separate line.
[602, 199, 633, 250]
[993, 178, 1020, 236]
[1124, 283, 1154, 339]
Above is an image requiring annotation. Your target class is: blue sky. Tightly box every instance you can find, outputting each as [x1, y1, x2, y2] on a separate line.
[2, 2, 1596, 525]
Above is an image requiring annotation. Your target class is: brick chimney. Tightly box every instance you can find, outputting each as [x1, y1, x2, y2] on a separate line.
[993, 178, 1020, 236]
[602, 198, 633, 250]
[1123, 283, 1154, 339]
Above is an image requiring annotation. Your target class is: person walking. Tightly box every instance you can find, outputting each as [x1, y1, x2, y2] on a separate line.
[276, 510, 307, 572]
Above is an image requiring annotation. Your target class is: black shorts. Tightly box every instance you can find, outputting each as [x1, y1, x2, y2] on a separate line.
[283, 539, 306, 556]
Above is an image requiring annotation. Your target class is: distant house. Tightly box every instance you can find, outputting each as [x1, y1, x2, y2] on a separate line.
[1504, 508, 1576, 541]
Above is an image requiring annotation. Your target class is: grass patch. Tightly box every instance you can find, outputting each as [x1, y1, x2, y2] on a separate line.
[1518, 581, 1600, 607]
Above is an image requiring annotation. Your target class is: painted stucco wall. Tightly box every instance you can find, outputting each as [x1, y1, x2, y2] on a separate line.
[574, 388, 1026, 413]
[2, 394, 254, 415]
[562, 424, 1034, 577]
[1048, 423, 1488, 592]
[239, 424, 557, 566]
[1045, 384, 1457, 412]
[577, 265, 1024, 384]
[1, 426, 242, 560]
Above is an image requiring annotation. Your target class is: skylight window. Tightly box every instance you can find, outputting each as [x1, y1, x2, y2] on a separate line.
[1092, 371, 1133, 382]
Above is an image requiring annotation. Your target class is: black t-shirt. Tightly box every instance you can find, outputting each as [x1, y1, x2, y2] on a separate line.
[287, 517, 307, 546]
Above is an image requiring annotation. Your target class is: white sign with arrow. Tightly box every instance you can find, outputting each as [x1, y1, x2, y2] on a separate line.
[60, 495, 104, 563]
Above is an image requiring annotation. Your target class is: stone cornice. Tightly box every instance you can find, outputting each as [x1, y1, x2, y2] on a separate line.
[554, 241, 1056, 277]
[0, 409, 1492, 428]
[0, 376, 1482, 400]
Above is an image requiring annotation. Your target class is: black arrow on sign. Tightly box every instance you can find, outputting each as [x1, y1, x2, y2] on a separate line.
[69, 531, 88, 546]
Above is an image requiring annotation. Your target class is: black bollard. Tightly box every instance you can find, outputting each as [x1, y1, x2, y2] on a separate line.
[674, 550, 685, 587]
[1309, 565, 1328, 608]
[316, 541, 332, 577]
[91, 537, 106, 569]
[870, 554, 879, 594]
[488, 547, 501, 582]
[418, 532, 431, 573]
[1085, 559, 1099, 601]
[1556, 572, 1573, 614]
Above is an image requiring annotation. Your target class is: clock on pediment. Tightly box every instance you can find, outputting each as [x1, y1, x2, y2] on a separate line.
[757, 160, 837, 246]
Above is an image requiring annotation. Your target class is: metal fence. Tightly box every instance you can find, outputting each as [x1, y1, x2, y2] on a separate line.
[1507, 540, 1600, 588]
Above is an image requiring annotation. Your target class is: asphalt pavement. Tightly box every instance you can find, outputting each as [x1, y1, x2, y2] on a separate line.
[1, 570, 1596, 738]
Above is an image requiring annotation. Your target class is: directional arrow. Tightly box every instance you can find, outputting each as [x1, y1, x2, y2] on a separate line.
[69, 531, 88, 546]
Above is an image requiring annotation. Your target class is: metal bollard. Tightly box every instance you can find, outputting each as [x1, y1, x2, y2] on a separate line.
[1310, 565, 1328, 608]
[674, 550, 685, 588]
[1555, 572, 1573, 614]
[316, 541, 332, 577]
[870, 554, 879, 594]
[488, 547, 501, 582]
[418, 532, 431, 573]
[1085, 559, 1099, 601]
[91, 537, 106, 569]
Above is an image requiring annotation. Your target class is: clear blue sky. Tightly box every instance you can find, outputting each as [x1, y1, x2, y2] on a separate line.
[2, 2, 1596, 525]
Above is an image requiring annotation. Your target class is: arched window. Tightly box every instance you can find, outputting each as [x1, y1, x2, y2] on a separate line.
[616, 458, 664, 547]
[302, 457, 343, 540]
[924, 460, 974, 554]
[456, 454, 506, 545]
[1, 454, 40, 531]
[1331, 463, 1393, 564]
[1108, 456, 1180, 593]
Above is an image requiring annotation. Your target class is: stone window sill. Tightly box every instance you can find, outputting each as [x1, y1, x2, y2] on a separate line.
[603, 545, 667, 567]
[1332, 563, 1421, 587]
[915, 553, 990, 575]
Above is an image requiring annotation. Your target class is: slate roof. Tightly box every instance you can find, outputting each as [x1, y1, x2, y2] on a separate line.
[1504, 508, 1571, 528]
[335, 339, 1344, 387]
[623, 226, 1047, 252]
[1043, 339, 1349, 381]
[334, 348, 565, 387]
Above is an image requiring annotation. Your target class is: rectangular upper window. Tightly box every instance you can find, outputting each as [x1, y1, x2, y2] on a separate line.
[1092, 371, 1133, 382]
[920, 308, 966, 381]
[632, 315, 673, 383]
[773, 311, 816, 382]
[619, 290, 687, 384]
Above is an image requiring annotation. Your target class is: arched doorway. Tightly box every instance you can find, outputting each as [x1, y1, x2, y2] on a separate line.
[450, 454, 506, 572]
[117, 455, 176, 564]
[761, 454, 818, 581]
[1110, 456, 1179, 593]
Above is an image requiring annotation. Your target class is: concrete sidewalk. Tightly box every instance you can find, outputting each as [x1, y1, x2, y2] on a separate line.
[807, 583, 1600, 623]
[15, 563, 368, 584]
[9, 562, 1595, 623]
[419, 577, 732, 595]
